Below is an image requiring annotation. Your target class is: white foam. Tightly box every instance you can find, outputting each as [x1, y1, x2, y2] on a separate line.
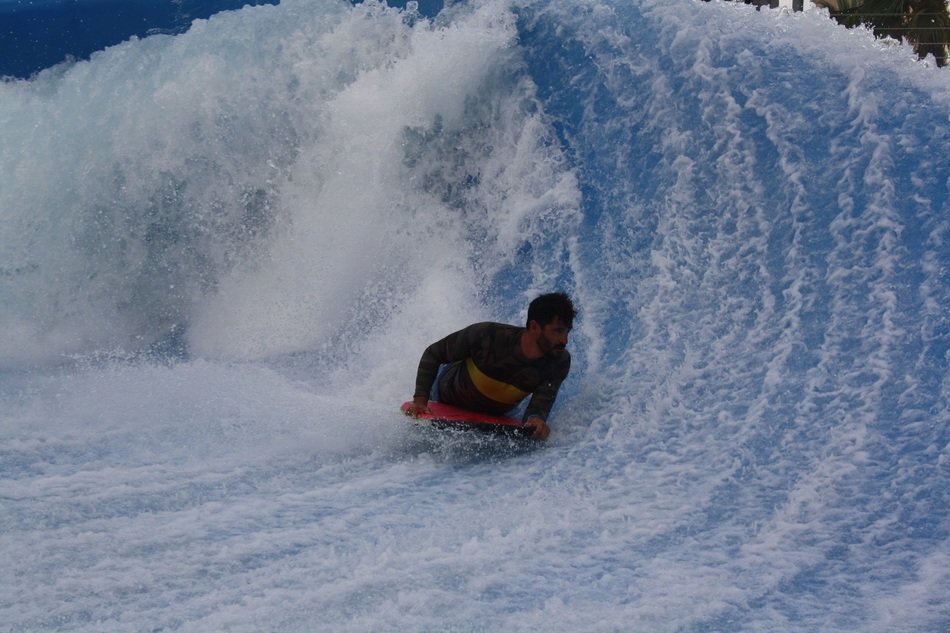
[1, 0, 947, 631]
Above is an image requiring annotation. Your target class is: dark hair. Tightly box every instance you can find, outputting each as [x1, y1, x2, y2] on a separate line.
[526, 292, 576, 329]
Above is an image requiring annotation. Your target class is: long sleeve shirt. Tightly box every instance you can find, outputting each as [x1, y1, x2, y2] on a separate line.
[414, 322, 571, 422]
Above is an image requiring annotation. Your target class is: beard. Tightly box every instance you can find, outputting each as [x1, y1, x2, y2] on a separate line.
[538, 334, 566, 357]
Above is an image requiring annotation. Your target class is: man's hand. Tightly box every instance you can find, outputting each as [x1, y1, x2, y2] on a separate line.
[524, 416, 550, 441]
[405, 396, 431, 417]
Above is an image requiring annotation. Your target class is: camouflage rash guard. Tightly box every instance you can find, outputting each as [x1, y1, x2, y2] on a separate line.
[413, 322, 571, 422]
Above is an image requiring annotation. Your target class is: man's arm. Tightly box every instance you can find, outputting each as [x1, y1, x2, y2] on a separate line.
[413, 341, 446, 403]
[407, 343, 441, 417]
[409, 323, 487, 416]
[521, 353, 571, 439]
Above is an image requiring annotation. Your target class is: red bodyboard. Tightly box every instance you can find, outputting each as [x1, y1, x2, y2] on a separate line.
[400, 401, 531, 437]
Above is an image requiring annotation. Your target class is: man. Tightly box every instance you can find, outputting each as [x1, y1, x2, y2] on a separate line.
[407, 292, 576, 441]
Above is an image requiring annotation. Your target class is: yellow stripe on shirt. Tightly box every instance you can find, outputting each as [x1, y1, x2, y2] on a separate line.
[466, 357, 529, 405]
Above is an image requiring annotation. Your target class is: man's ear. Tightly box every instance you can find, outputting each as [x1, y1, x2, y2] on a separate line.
[527, 319, 542, 334]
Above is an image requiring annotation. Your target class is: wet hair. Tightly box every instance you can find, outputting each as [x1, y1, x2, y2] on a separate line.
[526, 292, 576, 329]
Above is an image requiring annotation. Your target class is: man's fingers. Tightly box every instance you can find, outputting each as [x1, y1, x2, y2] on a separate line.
[525, 419, 549, 441]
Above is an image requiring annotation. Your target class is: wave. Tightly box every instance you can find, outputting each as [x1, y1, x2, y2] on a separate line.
[0, 0, 578, 366]
[0, 1, 947, 630]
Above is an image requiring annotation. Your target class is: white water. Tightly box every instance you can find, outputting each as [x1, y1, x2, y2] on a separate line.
[1, 1, 948, 631]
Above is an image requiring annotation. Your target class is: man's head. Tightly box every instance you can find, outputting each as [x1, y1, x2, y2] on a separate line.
[526, 292, 576, 330]
[525, 293, 576, 358]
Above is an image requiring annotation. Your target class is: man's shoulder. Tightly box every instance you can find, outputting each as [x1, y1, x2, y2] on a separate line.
[464, 321, 520, 336]
[468, 321, 517, 328]
[459, 322, 523, 351]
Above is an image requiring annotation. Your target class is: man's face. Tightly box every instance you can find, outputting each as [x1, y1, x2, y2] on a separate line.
[537, 316, 571, 357]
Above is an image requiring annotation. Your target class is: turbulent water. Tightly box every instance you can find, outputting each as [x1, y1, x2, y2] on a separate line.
[1, 0, 947, 631]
